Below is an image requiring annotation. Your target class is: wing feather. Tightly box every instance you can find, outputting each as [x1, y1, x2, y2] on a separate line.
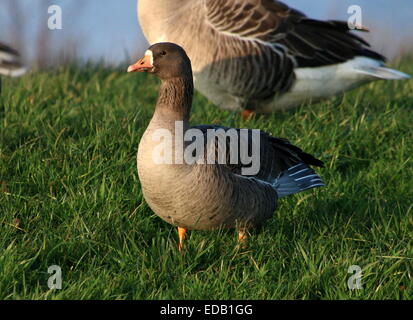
[204, 0, 385, 69]
[191, 124, 323, 185]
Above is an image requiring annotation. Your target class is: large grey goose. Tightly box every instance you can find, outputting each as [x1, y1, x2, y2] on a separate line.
[138, 0, 409, 115]
[127, 42, 325, 249]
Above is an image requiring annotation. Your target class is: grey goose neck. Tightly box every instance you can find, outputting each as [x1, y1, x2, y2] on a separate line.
[155, 76, 193, 123]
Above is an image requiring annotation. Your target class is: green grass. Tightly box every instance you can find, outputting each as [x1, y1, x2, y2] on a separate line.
[0, 59, 412, 300]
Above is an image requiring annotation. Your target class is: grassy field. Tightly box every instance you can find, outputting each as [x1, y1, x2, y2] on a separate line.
[0, 58, 412, 300]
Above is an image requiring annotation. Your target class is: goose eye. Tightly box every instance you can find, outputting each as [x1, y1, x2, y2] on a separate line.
[160, 51, 167, 56]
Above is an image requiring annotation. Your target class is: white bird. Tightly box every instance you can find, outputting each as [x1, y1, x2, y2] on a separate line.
[137, 0, 410, 116]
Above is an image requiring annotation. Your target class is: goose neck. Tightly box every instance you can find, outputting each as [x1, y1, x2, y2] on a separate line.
[154, 76, 193, 123]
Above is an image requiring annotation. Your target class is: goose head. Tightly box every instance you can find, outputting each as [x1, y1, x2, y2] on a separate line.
[128, 42, 194, 120]
[127, 42, 192, 80]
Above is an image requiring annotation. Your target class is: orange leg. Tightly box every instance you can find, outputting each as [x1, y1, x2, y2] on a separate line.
[178, 227, 187, 251]
[241, 109, 255, 121]
[238, 229, 248, 243]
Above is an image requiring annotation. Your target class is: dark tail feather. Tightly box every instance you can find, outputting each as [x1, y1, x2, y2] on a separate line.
[273, 163, 325, 198]
[270, 137, 324, 168]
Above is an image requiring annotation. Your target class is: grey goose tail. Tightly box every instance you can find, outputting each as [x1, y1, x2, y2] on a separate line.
[273, 163, 325, 198]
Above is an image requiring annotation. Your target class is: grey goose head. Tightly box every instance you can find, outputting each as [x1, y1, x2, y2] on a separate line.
[128, 42, 192, 81]
[127, 42, 194, 119]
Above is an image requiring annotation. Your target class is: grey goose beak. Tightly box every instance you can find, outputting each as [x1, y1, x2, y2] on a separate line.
[127, 55, 153, 73]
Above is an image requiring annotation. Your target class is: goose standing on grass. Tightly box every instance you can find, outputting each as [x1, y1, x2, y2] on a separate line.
[127, 42, 325, 249]
[0, 42, 26, 94]
[138, 0, 410, 117]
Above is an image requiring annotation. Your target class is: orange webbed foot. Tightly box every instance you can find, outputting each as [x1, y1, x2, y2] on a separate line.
[241, 109, 255, 121]
[178, 227, 188, 252]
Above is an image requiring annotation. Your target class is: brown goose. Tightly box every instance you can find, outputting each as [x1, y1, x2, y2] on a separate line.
[128, 42, 325, 249]
[138, 0, 409, 116]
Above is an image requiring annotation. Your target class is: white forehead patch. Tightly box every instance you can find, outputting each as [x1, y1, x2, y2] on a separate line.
[145, 50, 153, 65]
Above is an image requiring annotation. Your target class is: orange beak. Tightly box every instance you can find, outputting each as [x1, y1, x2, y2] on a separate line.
[127, 55, 153, 73]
